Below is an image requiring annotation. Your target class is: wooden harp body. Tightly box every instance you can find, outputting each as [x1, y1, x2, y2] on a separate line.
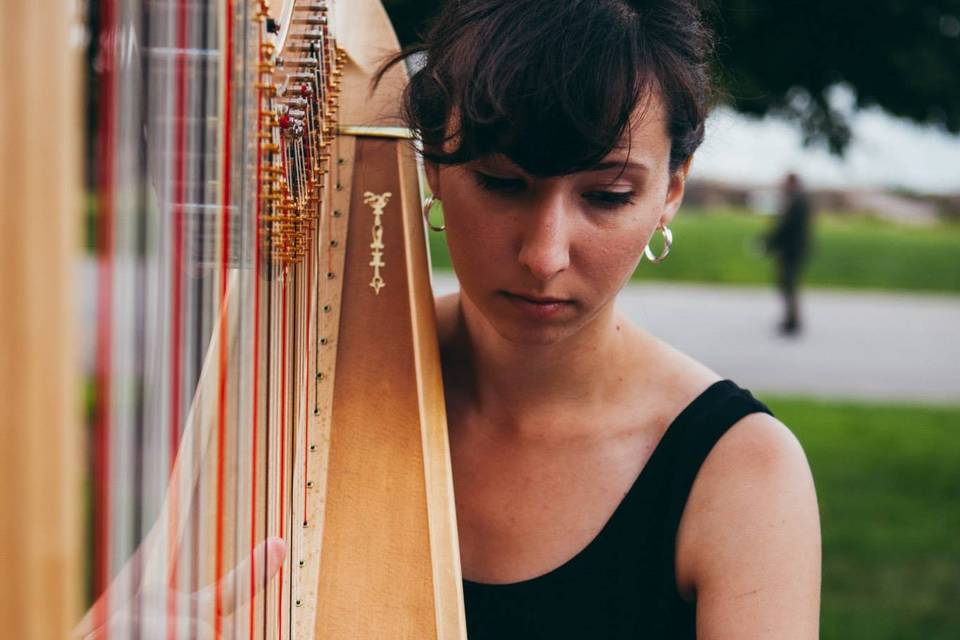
[1, 1, 466, 639]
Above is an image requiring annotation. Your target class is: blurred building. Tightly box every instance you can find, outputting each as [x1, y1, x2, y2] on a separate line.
[684, 178, 959, 225]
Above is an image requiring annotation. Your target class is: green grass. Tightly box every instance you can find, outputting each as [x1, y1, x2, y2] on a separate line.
[428, 207, 960, 294]
[80, 370, 959, 636]
[760, 396, 960, 640]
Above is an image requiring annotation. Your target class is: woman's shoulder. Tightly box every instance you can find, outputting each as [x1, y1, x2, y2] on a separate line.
[686, 407, 813, 513]
[634, 330, 821, 623]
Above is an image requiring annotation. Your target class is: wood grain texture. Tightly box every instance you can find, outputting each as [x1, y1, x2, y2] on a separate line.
[335, 0, 409, 129]
[308, 1, 467, 637]
[316, 136, 435, 638]
[0, 1, 83, 638]
[292, 133, 354, 639]
[397, 141, 468, 639]
[312, 137, 466, 639]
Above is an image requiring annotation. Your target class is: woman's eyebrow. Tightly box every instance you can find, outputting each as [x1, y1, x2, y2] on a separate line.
[588, 160, 650, 173]
[473, 155, 522, 172]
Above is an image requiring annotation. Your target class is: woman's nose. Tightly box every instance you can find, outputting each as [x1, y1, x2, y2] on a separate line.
[516, 194, 571, 282]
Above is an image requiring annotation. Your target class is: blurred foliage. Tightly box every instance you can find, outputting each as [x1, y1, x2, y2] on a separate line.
[382, 0, 960, 154]
[713, 0, 960, 153]
[428, 206, 960, 293]
[764, 395, 960, 639]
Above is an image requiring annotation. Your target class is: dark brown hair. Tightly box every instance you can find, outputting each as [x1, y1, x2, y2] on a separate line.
[380, 0, 716, 177]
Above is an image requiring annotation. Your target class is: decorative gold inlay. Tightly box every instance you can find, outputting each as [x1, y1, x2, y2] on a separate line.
[364, 191, 392, 294]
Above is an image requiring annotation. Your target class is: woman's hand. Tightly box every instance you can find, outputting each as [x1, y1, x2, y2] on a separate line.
[78, 537, 286, 640]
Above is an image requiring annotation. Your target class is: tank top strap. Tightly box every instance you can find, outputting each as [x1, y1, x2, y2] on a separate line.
[640, 379, 772, 617]
[658, 379, 772, 541]
[459, 380, 772, 639]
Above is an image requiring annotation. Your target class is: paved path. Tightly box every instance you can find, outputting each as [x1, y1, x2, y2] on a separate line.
[432, 274, 960, 404]
[77, 256, 958, 404]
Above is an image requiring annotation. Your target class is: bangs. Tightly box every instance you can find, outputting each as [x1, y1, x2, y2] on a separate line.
[409, 0, 651, 177]
[382, 0, 714, 176]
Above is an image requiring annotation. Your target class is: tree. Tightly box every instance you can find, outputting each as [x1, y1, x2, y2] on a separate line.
[712, 0, 960, 153]
[382, 0, 960, 154]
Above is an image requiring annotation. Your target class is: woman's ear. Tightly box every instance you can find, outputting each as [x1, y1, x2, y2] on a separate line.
[660, 157, 692, 226]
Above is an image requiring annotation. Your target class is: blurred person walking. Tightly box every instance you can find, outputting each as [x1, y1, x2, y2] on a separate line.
[766, 173, 813, 335]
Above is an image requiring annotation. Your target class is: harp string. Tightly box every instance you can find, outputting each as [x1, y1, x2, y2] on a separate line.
[85, 1, 343, 638]
[248, 9, 266, 640]
[213, 0, 234, 633]
[165, 0, 187, 635]
[91, 0, 115, 631]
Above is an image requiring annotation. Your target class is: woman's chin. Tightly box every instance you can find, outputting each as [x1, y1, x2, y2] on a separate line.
[484, 300, 599, 348]
[459, 287, 607, 348]
[491, 323, 578, 347]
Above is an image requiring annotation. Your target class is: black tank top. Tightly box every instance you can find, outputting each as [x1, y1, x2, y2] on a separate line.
[461, 380, 772, 639]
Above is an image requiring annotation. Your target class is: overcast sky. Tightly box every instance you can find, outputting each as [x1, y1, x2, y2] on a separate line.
[692, 104, 960, 196]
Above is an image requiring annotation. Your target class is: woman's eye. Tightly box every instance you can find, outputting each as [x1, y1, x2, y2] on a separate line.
[585, 190, 636, 209]
[473, 172, 526, 193]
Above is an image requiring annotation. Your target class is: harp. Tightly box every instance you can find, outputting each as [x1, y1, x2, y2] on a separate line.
[1, 1, 467, 639]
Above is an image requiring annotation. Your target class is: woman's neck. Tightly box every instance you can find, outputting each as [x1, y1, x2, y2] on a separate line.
[445, 293, 643, 440]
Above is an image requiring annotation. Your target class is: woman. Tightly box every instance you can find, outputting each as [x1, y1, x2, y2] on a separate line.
[387, 0, 822, 637]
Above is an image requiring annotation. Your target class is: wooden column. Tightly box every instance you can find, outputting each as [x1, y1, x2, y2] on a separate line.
[0, 1, 83, 638]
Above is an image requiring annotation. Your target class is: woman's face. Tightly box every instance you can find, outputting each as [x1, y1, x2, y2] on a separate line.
[427, 96, 689, 346]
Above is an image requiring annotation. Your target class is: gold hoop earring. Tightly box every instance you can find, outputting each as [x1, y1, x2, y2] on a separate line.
[643, 224, 673, 263]
[422, 195, 445, 232]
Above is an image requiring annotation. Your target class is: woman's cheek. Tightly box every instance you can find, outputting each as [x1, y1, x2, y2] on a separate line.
[445, 210, 504, 284]
[586, 221, 648, 273]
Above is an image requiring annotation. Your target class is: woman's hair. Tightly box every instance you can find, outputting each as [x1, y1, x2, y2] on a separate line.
[379, 0, 716, 176]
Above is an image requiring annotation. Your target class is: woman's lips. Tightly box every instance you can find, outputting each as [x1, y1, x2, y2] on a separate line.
[500, 291, 574, 320]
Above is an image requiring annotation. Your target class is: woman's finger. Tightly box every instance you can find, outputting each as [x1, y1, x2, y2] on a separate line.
[193, 536, 287, 615]
[83, 608, 216, 640]
[80, 537, 287, 639]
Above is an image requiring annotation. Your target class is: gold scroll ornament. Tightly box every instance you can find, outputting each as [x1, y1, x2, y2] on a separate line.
[365, 191, 392, 294]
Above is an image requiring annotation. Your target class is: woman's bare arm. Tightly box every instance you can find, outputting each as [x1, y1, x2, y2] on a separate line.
[676, 413, 822, 639]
